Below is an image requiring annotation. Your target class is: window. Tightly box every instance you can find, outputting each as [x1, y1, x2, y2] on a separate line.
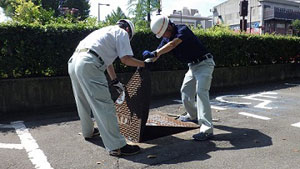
[276, 23, 285, 29]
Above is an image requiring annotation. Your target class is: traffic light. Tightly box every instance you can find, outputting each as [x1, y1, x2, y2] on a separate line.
[239, 0, 248, 16]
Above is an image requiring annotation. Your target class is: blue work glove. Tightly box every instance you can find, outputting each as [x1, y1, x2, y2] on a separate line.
[142, 50, 156, 60]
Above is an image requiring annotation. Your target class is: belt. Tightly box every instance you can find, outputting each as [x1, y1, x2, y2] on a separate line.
[76, 48, 104, 63]
[189, 53, 213, 64]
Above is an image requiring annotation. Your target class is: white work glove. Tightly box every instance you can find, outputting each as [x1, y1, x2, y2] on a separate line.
[143, 50, 159, 63]
[110, 79, 125, 94]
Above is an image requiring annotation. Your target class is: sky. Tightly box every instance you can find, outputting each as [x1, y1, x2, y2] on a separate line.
[0, 0, 227, 22]
[89, 0, 228, 21]
[0, 7, 10, 22]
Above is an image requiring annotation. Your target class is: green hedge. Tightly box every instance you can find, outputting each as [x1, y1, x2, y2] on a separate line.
[195, 29, 300, 67]
[0, 23, 299, 79]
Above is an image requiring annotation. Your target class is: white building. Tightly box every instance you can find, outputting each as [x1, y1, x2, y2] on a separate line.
[168, 7, 212, 29]
[212, 0, 300, 34]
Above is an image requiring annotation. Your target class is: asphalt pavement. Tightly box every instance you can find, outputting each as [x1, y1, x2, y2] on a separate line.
[1, 78, 300, 169]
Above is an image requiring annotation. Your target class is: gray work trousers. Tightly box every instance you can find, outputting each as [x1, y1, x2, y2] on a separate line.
[181, 57, 215, 134]
[68, 52, 126, 151]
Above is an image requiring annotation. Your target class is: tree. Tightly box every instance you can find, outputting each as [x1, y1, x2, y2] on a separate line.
[0, 0, 90, 20]
[127, 0, 160, 23]
[291, 19, 300, 36]
[0, 0, 15, 17]
[11, 0, 45, 23]
[104, 7, 127, 25]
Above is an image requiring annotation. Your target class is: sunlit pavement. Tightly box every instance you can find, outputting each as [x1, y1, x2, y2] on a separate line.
[1, 79, 300, 169]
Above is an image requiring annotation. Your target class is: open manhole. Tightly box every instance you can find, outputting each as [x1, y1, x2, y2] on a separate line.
[115, 69, 199, 142]
[117, 110, 199, 142]
[143, 111, 199, 141]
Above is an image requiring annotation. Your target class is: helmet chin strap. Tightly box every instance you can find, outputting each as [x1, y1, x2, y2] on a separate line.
[126, 27, 132, 39]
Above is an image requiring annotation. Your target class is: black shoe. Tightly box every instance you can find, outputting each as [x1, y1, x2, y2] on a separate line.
[84, 128, 100, 140]
[192, 132, 213, 141]
[109, 144, 141, 157]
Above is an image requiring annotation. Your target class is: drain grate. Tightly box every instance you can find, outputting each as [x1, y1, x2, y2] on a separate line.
[115, 69, 198, 142]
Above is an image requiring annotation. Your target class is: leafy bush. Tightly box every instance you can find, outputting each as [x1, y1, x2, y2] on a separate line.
[193, 26, 300, 67]
[0, 23, 299, 79]
[292, 19, 300, 36]
[0, 22, 98, 78]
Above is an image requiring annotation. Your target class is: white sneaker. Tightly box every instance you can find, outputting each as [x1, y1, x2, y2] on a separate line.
[178, 113, 198, 123]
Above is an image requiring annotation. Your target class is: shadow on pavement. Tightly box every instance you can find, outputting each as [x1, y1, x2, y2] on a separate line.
[84, 136, 105, 148]
[119, 125, 272, 166]
[212, 125, 273, 150]
[0, 114, 273, 167]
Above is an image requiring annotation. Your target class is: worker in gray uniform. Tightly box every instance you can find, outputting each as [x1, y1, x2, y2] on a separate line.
[68, 19, 151, 156]
[143, 15, 215, 141]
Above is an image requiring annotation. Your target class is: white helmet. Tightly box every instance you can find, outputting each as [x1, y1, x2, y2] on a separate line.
[151, 15, 169, 38]
[117, 19, 135, 40]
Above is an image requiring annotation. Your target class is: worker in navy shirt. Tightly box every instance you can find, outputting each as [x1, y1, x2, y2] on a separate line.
[143, 15, 215, 141]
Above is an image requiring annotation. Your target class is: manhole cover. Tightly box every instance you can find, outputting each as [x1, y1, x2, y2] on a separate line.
[115, 69, 151, 143]
[146, 111, 199, 128]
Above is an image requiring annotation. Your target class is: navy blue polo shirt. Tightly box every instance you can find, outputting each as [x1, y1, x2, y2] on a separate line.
[157, 24, 209, 63]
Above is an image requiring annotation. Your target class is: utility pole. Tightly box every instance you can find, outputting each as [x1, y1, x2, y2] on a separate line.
[250, 6, 252, 33]
[180, 11, 182, 24]
[157, 0, 162, 15]
[98, 2, 110, 22]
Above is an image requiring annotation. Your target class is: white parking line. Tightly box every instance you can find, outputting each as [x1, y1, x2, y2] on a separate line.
[285, 83, 300, 86]
[211, 105, 227, 110]
[0, 143, 23, 149]
[239, 112, 271, 120]
[291, 122, 300, 128]
[0, 124, 13, 128]
[0, 121, 54, 169]
[10, 121, 54, 169]
[0, 143, 24, 150]
[0, 124, 22, 149]
[174, 99, 228, 111]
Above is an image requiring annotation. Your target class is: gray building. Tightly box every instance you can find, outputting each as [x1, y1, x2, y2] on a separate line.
[168, 7, 212, 29]
[212, 0, 300, 34]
